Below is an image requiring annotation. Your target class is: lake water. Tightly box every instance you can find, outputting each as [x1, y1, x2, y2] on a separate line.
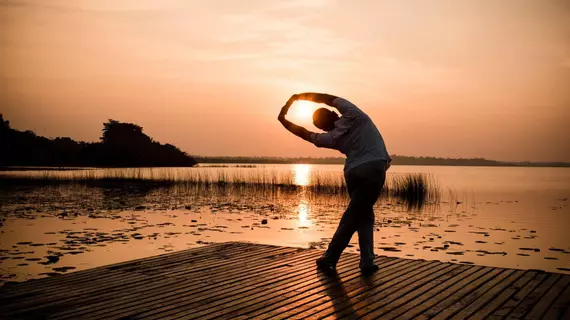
[1, 164, 569, 284]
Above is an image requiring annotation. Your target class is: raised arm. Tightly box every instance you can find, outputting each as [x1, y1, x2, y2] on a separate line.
[293, 92, 360, 116]
[294, 92, 338, 107]
[277, 96, 314, 142]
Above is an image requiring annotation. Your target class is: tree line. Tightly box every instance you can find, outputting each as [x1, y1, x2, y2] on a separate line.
[194, 155, 570, 167]
[0, 114, 197, 167]
[1, 114, 567, 168]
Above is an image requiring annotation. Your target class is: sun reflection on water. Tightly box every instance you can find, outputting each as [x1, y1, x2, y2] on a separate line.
[297, 200, 312, 228]
[293, 164, 311, 186]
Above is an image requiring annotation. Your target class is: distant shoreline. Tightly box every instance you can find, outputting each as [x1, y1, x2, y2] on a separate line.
[3, 114, 568, 169]
[0, 166, 88, 171]
[2, 156, 568, 170]
[193, 156, 570, 168]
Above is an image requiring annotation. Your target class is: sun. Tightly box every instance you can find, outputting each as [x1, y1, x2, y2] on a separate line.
[291, 100, 315, 122]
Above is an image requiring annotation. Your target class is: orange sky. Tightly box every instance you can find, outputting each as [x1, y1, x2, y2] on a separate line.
[1, 0, 569, 162]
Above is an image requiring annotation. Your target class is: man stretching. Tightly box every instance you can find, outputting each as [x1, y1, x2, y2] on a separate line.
[278, 93, 391, 275]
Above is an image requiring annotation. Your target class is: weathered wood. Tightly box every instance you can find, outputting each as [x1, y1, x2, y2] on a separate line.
[390, 266, 492, 320]
[447, 269, 525, 320]
[234, 258, 415, 320]
[358, 264, 473, 319]
[2, 244, 293, 317]
[0, 242, 568, 320]
[380, 265, 481, 320]
[54, 249, 316, 319]
[416, 268, 504, 319]
[274, 259, 432, 319]
[468, 270, 537, 320]
[431, 269, 514, 319]
[4, 245, 297, 318]
[489, 272, 550, 319]
[116, 251, 342, 320]
[175, 256, 365, 320]
[506, 273, 561, 319]
[314, 261, 449, 319]
[0, 241, 233, 294]
[541, 281, 570, 320]
[524, 276, 570, 320]
[315, 262, 455, 319]
[0, 241, 252, 301]
[561, 305, 570, 320]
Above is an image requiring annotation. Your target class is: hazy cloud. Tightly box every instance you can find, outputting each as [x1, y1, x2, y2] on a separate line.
[1, 0, 570, 161]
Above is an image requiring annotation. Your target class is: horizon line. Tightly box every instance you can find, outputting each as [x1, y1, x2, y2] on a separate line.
[191, 155, 570, 165]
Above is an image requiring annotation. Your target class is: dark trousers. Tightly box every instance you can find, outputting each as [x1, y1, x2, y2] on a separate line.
[322, 160, 386, 268]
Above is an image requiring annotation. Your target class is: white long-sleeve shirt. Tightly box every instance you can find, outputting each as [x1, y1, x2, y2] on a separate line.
[309, 97, 391, 173]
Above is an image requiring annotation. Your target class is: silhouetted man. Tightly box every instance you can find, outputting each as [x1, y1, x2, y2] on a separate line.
[278, 93, 391, 275]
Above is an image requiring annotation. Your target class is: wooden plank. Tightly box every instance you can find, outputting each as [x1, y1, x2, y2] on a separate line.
[357, 264, 472, 319]
[229, 257, 403, 320]
[0, 269, 149, 311]
[389, 266, 493, 320]
[355, 264, 463, 319]
[106, 242, 249, 271]
[0, 241, 234, 294]
[505, 273, 561, 319]
[2, 245, 296, 318]
[541, 278, 570, 320]
[261, 259, 427, 320]
[317, 262, 454, 319]
[231, 258, 409, 320]
[155, 246, 294, 277]
[308, 261, 449, 319]
[561, 305, 570, 320]
[448, 269, 525, 320]
[181, 257, 367, 320]
[132, 244, 296, 277]
[330, 264, 459, 319]
[381, 265, 483, 320]
[51, 249, 319, 320]
[6, 248, 292, 320]
[1, 244, 291, 316]
[431, 269, 516, 320]
[56, 250, 323, 319]
[2, 242, 569, 320]
[141, 253, 362, 320]
[219, 257, 406, 320]
[124, 251, 340, 319]
[108, 242, 261, 274]
[524, 275, 570, 320]
[0, 241, 247, 298]
[467, 271, 537, 320]
[489, 272, 549, 319]
[414, 267, 503, 319]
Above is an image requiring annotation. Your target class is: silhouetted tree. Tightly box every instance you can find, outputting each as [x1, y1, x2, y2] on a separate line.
[101, 120, 150, 145]
[0, 114, 9, 129]
[0, 116, 197, 167]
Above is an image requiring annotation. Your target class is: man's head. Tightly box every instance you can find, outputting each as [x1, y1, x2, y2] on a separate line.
[313, 108, 339, 131]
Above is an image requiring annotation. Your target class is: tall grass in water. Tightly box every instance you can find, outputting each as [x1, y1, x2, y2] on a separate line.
[385, 173, 440, 210]
[0, 168, 440, 206]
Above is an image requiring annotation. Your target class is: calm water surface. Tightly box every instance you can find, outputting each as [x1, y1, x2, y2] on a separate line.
[1, 165, 569, 284]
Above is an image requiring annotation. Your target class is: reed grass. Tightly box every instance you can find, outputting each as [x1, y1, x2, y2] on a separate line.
[197, 164, 257, 168]
[0, 168, 440, 206]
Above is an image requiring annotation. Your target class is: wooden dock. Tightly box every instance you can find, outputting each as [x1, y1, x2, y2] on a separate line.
[0, 242, 568, 319]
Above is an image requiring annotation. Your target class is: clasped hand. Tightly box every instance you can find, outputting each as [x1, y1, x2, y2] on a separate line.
[278, 94, 299, 122]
